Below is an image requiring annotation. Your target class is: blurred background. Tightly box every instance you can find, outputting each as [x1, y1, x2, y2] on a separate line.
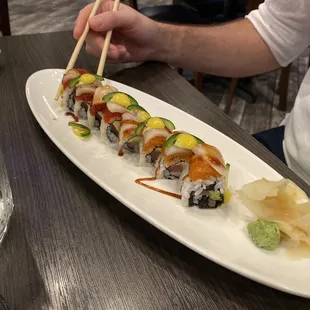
[2, 0, 310, 135]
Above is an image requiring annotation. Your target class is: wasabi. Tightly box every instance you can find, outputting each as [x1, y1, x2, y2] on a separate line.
[247, 219, 281, 251]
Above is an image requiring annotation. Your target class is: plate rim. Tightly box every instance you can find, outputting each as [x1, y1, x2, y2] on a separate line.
[25, 68, 309, 299]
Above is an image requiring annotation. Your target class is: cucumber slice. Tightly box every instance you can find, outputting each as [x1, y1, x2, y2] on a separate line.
[103, 92, 139, 105]
[160, 118, 175, 131]
[69, 77, 80, 88]
[135, 120, 148, 135]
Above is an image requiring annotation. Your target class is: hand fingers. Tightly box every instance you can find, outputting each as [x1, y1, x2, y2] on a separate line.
[73, 1, 119, 40]
[89, 10, 136, 33]
[74, 3, 94, 40]
[85, 32, 127, 60]
[85, 44, 127, 63]
[85, 31, 105, 56]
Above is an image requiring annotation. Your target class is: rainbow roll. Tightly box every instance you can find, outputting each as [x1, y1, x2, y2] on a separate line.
[118, 105, 150, 155]
[180, 143, 229, 209]
[155, 132, 203, 180]
[136, 117, 175, 166]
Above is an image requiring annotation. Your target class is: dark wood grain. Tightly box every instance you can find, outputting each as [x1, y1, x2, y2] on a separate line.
[0, 32, 309, 310]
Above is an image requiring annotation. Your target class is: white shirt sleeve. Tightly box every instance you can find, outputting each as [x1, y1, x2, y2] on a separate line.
[246, 0, 310, 67]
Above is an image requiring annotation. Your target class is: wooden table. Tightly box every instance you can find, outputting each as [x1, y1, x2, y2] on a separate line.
[0, 31, 309, 310]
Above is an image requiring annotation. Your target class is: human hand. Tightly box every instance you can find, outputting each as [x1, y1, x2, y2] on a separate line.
[74, 1, 162, 63]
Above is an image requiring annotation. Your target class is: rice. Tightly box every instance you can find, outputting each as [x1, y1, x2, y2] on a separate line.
[181, 176, 225, 209]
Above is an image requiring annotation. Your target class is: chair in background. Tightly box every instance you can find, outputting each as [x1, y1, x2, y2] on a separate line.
[0, 0, 11, 36]
[226, 0, 292, 113]
[138, 0, 259, 113]
[133, 0, 299, 114]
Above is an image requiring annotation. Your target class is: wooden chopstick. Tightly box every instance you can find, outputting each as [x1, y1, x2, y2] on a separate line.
[55, 0, 102, 100]
[96, 0, 121, 76]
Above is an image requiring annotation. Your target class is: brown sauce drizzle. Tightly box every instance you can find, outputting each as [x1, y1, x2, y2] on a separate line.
[65, 112, 79, 122]
[118, 147, 124, 157]
[135, 177, 181, 200]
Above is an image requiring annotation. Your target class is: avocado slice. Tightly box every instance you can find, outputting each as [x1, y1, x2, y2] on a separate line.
[69, 77, 80, 88]
[160, 118, 175, 131]
[102, 92, 139, 105]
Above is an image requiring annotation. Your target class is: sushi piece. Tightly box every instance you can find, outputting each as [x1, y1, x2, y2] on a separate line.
[118, 105, 151, 155]
[155, 132, 204, 180]
[180, 143, 229, 209]
[136, 117, 175, 166]
[73, 73, 104, 120]
[98, 92, 139, 145]
[60, 68, 88, 109]
[88, 85, 118, 129]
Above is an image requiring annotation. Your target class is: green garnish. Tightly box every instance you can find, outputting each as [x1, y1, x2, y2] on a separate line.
[165, 132, 204, 148]
[94, 74, 104, 81]
[68, 122, 91, 138]
[69, 77, 80, 88]
[69, 74, 104, 88]
[209, 190, 222, 201]
[225, 163, 230, 188]
[135, 120, 148, 135]
[127, 135, 141, 143]
[160, 118, 175, 131]
[102, 92, 139, 105]
[127, 105, 146, 112]
[247, 220, 281, 251]
[226, 163, 230, 172]
[165, 133, 179, 148]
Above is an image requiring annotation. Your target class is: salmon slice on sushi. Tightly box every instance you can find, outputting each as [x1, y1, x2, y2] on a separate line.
[60, 68, 88, 110]
[118, 105, 151, 156]
[155, 132, 204, 180]
[97, 92, 139, 145]
[88, 85, 118, 129]
[180, 143, 230, 209]
[72, 73, 104, 120]
[136, 117, 176, 166]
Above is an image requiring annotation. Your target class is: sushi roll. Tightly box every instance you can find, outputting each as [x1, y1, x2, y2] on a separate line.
[118, 105, 151, 155]
[60, 68, 88, 109]
[72, 73, 104, 120]
[88, 85, 118, 129]
[137, 117, 175, 166]
[180, 143, 229, 209]
[155, 132, 204, 180]
[98, 92, 139, 145]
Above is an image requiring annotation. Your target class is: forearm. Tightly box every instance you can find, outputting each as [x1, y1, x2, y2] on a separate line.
[153, 19, 280, 78]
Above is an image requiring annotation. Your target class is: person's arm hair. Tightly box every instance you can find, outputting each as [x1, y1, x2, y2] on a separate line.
[153, 19, 280, 78]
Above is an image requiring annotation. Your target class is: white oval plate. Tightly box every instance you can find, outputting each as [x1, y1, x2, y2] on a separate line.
[26, 69, 310, 298]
